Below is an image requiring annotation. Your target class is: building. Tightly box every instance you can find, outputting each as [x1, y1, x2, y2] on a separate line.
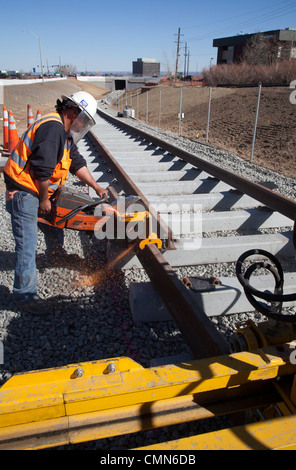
[213, 29, 296, 65]
[132, 58, 160, 77]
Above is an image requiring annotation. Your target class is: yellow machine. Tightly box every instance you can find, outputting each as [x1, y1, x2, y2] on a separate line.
[0, 236, 296, 449]
[0, 329, 296, 450]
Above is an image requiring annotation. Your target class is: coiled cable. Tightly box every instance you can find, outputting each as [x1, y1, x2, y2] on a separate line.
[236, 249, 296, 322]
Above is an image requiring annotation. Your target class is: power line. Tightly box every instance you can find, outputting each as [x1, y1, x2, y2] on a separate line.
[183, 0, 294, 31]
[174, 1, 296, 72]
[186, 2, 296, 42]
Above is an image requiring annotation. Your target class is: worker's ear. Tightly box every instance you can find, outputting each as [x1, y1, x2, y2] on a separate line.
[61, 108, 75, 132]
[64, 107, 74, 120]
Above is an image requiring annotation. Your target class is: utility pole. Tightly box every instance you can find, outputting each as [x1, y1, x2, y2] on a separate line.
[22, 30, 44, 83]
[184, 42, 188, 78]
[174, 27, 183, 84]
[187, 49, 190, 76]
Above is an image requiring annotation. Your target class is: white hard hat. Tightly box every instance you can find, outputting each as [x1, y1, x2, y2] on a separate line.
[61, 91, 97, 122]
[61, 91, 97, 143]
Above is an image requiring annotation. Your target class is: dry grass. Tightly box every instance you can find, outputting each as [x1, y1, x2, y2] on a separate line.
[202, 60, 296, 86]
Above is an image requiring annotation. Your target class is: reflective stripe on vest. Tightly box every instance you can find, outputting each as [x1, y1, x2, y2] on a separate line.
[4, 113, 72, 197]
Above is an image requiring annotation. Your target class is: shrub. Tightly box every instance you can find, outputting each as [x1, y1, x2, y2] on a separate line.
[202, 60, 296, 86]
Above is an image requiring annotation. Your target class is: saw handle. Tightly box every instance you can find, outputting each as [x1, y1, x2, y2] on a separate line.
[55, 195, 108, 226]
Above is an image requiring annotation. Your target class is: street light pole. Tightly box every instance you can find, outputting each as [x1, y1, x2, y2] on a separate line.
[22, 30, 44, 83]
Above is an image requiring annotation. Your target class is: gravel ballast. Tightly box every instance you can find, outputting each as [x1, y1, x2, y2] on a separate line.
[0, 108, 295, 449]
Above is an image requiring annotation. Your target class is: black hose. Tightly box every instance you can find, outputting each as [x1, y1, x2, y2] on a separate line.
[236, 249, 296, 322]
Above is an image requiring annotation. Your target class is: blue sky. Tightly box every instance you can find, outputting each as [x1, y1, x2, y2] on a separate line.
[0, 0, 295, 74]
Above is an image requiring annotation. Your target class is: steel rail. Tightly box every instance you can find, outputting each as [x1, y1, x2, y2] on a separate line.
[88, 130, 176, 250]
[134, 243, 229, 357]
[88, 127, 229, 359]
[89, 109, 296, 357]
[97, 108, 296, 221]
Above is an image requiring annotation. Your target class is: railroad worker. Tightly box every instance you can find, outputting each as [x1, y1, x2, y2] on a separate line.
[4, 91, 108, 314]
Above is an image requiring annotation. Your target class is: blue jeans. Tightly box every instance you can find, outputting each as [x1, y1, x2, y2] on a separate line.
[6, 191, 39, 298]
[38, 219, 64, 255]
[6, 191, 64, 299]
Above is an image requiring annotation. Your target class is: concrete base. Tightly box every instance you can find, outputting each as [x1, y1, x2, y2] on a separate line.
[136, 179, 233, 196]
[108, 232, 294, 269]
[148, 192, 263, 212]
[129, 272, 296, 322]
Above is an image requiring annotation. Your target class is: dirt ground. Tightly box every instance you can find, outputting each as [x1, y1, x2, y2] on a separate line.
[1, 78, 296, 180]
[1, 78, 108, 142]
[124, 82, 296, 180]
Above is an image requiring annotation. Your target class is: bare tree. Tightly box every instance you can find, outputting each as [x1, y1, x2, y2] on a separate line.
[55, 64, 77, 76]
[162, 51, 174, 80]
[241, 35, 290, 65]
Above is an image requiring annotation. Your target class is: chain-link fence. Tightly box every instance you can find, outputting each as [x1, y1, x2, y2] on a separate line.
[110, 83, 296, 179]
[0, 82, 63, 148]
[2, 81, 295, 180]
[3, 82, 63, 120]
[0, 79, 108, 149]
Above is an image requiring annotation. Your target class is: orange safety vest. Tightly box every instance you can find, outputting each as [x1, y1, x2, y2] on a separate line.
[4, 112, 72, 198]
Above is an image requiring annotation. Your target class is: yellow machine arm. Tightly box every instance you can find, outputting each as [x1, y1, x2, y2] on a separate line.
[116, 210, 162, 250]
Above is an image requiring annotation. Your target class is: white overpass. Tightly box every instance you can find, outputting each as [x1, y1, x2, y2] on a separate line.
[77, 75, 160, 92]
